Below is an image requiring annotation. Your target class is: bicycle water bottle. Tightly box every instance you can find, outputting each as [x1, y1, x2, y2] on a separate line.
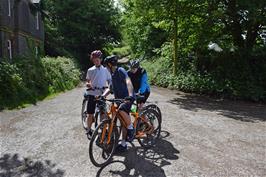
[131, 105, 137, 113]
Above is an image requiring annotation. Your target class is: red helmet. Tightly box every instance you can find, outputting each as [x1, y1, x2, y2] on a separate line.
[90, 50, 102, 60]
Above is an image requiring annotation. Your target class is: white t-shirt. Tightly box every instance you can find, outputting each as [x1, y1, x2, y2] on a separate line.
[86, 65, 111, 96]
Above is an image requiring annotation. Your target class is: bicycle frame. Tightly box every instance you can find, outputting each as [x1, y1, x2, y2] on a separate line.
[97, 100, 126, 145]
[100, 101, 151, 145]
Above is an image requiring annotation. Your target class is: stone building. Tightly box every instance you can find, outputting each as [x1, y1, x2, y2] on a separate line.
[0, 0, 44, 60]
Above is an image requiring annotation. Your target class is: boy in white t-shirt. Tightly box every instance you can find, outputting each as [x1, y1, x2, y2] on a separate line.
[85, 50, 111, 139]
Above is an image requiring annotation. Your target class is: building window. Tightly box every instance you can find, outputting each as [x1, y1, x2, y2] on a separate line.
[8, 0, 11, 16]
[36, 12, 39, 30]
[7, 40, 12, 60]
[35, 46, 39, 57]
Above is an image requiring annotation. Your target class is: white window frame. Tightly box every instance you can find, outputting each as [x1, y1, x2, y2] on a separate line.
[7, 40, 12, 59]
[8, 0, 11, 17]
[36, 12, 39, 30]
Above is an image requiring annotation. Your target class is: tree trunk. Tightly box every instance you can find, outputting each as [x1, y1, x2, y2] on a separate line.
[173, 0, 178, 76]
[173, 18, 178, 76]
[226, 0, 244, 48]
[246, 22, 260, 51]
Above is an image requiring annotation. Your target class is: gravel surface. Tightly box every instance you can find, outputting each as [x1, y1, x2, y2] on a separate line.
[1, 85, 265, 177]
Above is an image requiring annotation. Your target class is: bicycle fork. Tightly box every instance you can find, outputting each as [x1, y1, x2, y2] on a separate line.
[100, 119, 115, 145]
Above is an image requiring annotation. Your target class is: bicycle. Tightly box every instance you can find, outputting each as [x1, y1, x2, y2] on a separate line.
[89, 96, 161, 167]
[81, 87, 108, 131]
[141, 104, 162, 120]
[134, 94, 162, 121]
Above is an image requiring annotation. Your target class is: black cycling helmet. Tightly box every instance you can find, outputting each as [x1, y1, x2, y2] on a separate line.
[129, 60, 140, 69]
[104, 55, 118, 66]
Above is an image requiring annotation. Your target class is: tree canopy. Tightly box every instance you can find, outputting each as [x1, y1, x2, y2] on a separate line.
[43, 0, 121, 68]
[41, 0, 266, 101]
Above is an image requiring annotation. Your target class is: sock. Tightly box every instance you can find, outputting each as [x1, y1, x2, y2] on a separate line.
[121, 140, 127, 147]
[127, 123, 134, 130]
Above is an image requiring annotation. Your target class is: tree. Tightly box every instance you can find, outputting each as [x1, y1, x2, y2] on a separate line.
[121, 0, 200, 75]
[122, 0, 266, 72]
[43, 0, 121, 68]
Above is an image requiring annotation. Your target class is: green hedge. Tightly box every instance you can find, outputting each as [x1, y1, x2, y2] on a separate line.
[0, 56, 80, 110]
[41, 56, 80, 93]
[142, 53, 266, 102]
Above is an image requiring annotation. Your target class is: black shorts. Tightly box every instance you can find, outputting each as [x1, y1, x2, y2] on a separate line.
[138, 92, 150, 104]
[119, 102, 132, 114]
[86, 95, 96, 114]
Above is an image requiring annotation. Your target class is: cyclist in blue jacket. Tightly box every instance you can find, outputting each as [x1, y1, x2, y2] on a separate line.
[128, 60, 150, 109]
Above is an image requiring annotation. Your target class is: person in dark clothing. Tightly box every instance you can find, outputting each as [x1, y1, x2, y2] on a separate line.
[128, 60, 150, 109]
[101, 55, 135, 152]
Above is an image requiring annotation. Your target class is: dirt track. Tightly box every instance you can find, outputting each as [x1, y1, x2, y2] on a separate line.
[1, 86, 265, 177]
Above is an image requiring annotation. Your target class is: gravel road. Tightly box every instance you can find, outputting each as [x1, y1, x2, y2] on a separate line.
[1, 85, 265, 177]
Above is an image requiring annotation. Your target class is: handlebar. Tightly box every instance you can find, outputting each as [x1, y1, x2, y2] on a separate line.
[95, 96, 142, 106]
[95, 97, 124, 104]
[86, 86, 108, 91]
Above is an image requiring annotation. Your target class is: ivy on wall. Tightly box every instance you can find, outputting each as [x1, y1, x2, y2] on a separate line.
[26, 36, 44, 58]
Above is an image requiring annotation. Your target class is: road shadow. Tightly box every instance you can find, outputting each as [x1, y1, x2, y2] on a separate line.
[96, 131, 179, 177]
[169, 93, 266, 123]
[0, 153, 64, 177]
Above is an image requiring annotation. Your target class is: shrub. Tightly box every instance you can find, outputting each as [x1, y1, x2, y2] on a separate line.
[142, 49, 266, 102]
[0, 62, 25, 109]
[0, 56, 80, 110]
[111, 46, 131, 58]
[41, 56, 80, 93]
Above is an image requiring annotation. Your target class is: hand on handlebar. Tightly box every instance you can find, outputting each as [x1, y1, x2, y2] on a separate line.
[95, 95, 106, 100]
[124, 96, 135, 104]
[86, 83, 92, 89]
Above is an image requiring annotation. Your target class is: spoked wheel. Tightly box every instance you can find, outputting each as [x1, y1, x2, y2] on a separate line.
[137, 109, 161, 148]
[81, 99, 88, 130]
[81, 98, 101, 131]
[142, 104, 162, 120]
[89, 119, 118, 167]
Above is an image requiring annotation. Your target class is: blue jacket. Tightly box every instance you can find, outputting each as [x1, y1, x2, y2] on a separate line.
[128, 68, 150, 94]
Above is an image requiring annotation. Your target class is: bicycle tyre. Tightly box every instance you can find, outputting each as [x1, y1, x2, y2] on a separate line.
[142, 104, 162, 120]
[81, 98, 88, 130]
[89, 119, 118, 167]
[137, 109, 161, 148]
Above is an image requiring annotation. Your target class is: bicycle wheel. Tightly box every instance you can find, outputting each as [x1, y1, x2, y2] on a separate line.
[142, 104, 162, 120]
[89, 119, 118, 167]
[140, 105, 162, 132]
[137, 109, 161, 148]
[81, 98, 88, 130]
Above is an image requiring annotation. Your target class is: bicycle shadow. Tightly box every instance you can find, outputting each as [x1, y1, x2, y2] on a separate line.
[0, 153, 64, 177]
[96, 131, 179, 177]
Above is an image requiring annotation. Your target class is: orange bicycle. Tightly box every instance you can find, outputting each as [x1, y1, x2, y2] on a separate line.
[89, 96, 161, 167]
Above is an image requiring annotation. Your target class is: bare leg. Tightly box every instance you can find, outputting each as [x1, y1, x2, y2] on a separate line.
[118, 110, 131, 127]
[116, 111, 134, 149]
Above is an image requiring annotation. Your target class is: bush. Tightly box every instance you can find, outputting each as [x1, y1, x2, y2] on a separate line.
[0, 62, 25, 109]
[0, 56, 80, 110]
[14, 56, 49, 101]
[41, 56, 80, 93]
[142, 49, 266, 102]
[111, 46, 131, 58]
